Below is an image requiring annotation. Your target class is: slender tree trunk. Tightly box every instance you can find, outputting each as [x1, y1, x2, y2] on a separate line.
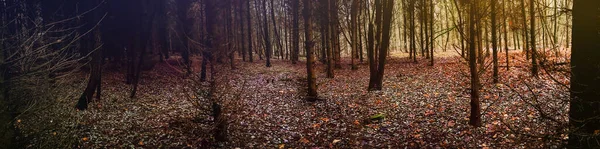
[292, 0, 300, 64]
[503, 0, 510, 70]
[325, 0, 334, 78]
[247, 0, 253, 62]
[492, 0, 498, 83]
[529, 0, 537, 76]
[270, 0, 283, 60]
[351, 0, 359, 70]
[429, 0, 434, 66]
[262, 0, 272, 67]
[410, 0, 417, 63]
[468, 0, 481, 127]
[521, 0, 529, 59]
[304, 0, 318, 100]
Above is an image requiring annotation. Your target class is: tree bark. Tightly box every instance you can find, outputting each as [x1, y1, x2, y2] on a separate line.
[262, 0, 272, 67]
[368, 0, 394, 91]
[292, 0, 300, 64]
[492, 0, 499, 83]
[350, 0, 359, 70]
[569, 0, 600, 148]
[468, 0, 481, 127]
[303, 0, 318, 100]
[529, 0, 537, 76]
[247, 0, 254, 62]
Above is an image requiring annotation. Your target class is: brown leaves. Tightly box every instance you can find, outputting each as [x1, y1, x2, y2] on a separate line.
[299, 137, 310, 144]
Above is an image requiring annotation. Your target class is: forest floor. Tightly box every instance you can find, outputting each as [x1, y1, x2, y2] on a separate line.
[22, 50, 570, 148]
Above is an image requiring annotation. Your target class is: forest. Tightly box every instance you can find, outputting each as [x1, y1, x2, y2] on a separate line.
[0, 0, 599, 148]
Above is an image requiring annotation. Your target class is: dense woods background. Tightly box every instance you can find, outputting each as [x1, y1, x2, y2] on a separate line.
[1, 0, 598, 148]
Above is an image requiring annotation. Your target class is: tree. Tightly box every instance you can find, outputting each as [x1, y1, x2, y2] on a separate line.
[492, 0, 499, 83]
[367, 0, 394, 91]
[262, 0, 272, 67]
[304, 0, 318, 100]
[76, 0, 105, 110]
[503, 0, 510, 71]
[569, 0, 600, 147]
[292, 0, 300, 64]
[130, 0, 160, 98]
[247, 0, 254, 62]
[529, 0, 537, 76]
[468, 0, 481, 127]
[429, 0, 434, 66]
[350, 0, 359, 70]
[410, 0, 417, 63]
[520, 0, 529, 60]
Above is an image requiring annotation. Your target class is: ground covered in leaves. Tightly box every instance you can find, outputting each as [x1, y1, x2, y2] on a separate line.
[22, 52, 569, 148]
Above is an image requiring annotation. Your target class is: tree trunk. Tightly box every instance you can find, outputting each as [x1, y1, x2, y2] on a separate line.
[247, 0, 254, 62]
[569, 0, 600, 148]
[292, 0, 300, 64]
[368, 0, 394, 91]
[324, 0, 334, 78]
[350, 0, 359, 70]
[303, 0, 318, 100]
[429, 0, 434, 66]
[503, 0, 510, 71]
[468, 0, 481, 127]
[262, 0, 272, 67]
[270, 0, 283, 60]
[529, 0, 537, 76]
[520, 0, 529, 59]
[492, 0, 499, 83]
[76, 29, 103, 110]
[410, 0, 417, 63]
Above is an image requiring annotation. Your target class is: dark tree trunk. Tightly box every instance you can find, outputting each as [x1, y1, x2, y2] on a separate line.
[270, 0, 283, 60]
[262, 0, 272, 67]
[324, 0, 334, 78]
[492, 0, 499, 83]
[303, 0, 317, 100]
[410, 0, 417, 63]
[247, 0, 253, 62]
[468, 0, 481, 127]
[429, 0, 434, 66]
[291, 0, 300, 64]
[76, 0, 104, 110]
[367, 0, 394, 91]
[178, 0, 193, 73]
[569, 0, 600, 148]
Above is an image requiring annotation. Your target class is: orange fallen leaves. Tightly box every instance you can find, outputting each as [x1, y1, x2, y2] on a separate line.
[313, 123, 321, 128]
[320, 117, 330, 123]
[82, 137, 89, 141]
[299, 137, 310, 144]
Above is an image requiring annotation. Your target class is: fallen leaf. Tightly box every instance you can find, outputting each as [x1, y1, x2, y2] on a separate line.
[278, 143, 285, 149]
[139, 141, 144, 146]
[299, 137, 310, 144]
[82, 137, 89, 141]
[313, 123, 321, 128]
[332, 139, 341, 144]
[447, 121, 455, 127]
